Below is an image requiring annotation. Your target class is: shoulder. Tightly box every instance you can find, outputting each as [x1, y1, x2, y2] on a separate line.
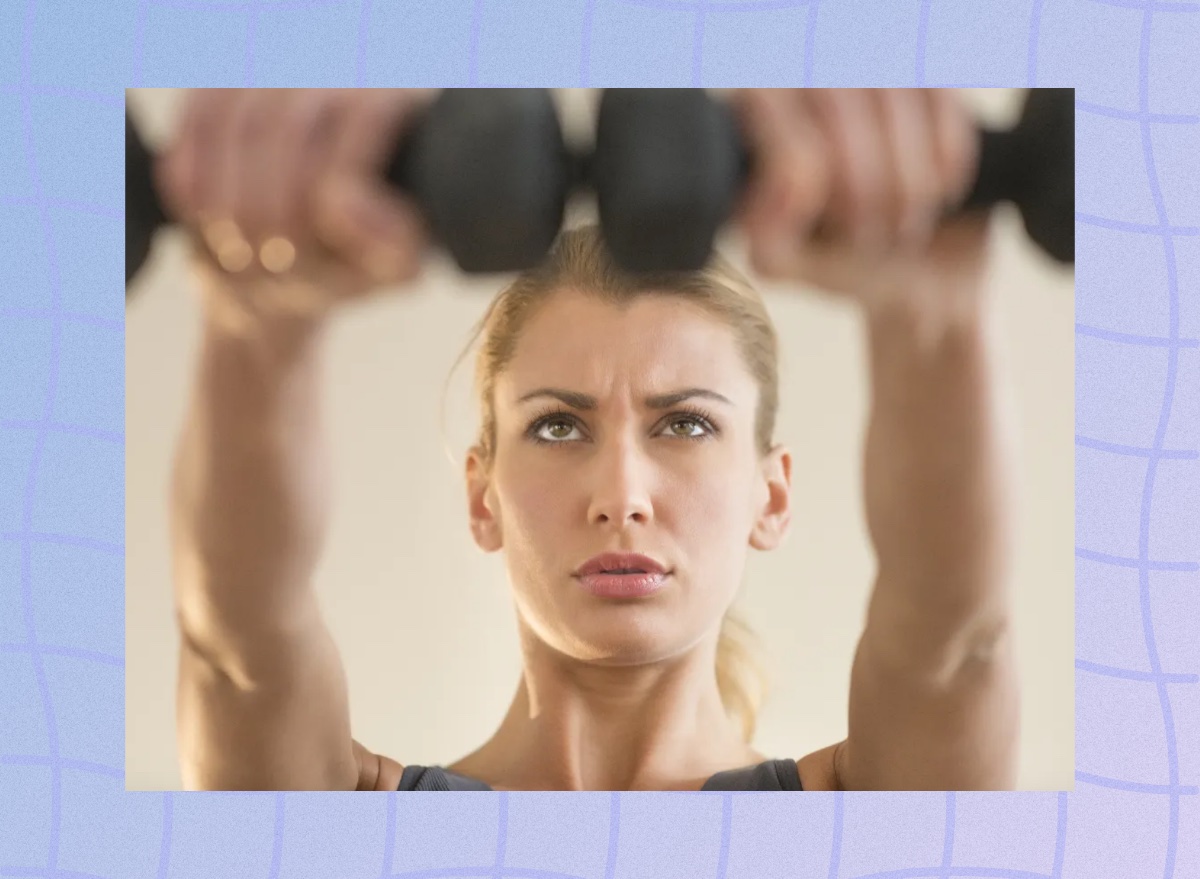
[352, 738, 406, 791]
[795, 740, 845, 792]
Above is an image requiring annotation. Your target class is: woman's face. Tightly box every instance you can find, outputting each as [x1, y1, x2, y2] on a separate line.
[467, 288, 791, 665]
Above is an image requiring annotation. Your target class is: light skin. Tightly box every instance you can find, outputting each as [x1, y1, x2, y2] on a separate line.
[454, 289, 792, 791]
[442, 89, 1019, 791]
[730, 89, 1019, 791]
[162, 88, 1018, 791]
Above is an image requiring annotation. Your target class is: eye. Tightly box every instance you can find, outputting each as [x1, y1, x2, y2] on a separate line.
[533, 416, 582, 443]
[526, 407, 719, 445]
[666, 415, 708, 438]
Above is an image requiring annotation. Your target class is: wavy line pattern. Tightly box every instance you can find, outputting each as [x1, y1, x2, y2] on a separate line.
[0, 0, 1194, 877]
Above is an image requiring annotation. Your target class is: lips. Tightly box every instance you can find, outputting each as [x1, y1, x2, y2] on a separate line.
[576, 569, 669, 599]
[573, 552, 669, 578]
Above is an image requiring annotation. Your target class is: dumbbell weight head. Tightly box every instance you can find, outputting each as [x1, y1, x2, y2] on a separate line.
[590, 89, 749, 274]
[126, 112, 167, 291]
[1013, 87, 1074, 264]
[960, 88, 1074, 264]
[385, 88, 578, 274]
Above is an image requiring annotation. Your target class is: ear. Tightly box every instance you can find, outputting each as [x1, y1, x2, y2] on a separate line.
[749, 443, 792, 551]
[466, 445, 503, 553]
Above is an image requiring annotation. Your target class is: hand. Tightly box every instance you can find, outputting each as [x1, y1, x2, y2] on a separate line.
[730, 88, 992, 322]
[155, 88, 437, 339]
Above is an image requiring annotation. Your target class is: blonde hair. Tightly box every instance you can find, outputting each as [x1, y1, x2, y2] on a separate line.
[440, 221, 779, 743]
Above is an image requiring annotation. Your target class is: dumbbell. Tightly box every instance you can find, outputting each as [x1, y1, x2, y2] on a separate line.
[127, 89, 1074, 295]
[590, 88, 1075, 273]
[126, 89, 584, 293]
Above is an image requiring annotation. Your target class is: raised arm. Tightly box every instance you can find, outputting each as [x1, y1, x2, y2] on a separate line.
[171, 306, 358, 790]
[731, 88, 1022, 789]
[843, 282, 1019, 790]
[155, 88, 432, 789]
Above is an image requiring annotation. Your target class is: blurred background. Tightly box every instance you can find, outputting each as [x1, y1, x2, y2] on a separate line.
[125, 87, 1074, 790]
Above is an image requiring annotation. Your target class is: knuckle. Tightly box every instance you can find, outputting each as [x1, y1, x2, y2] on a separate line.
[235, 95, 270, 141]
[347, 93, 393, 152]
[840, 173, 872, 226]
[288, 89, 331, 139]
[311, 176, 347, 231]
[934, 94, 977, 189]
[942, 132, 976, 200]
[188, 88, 221, 124]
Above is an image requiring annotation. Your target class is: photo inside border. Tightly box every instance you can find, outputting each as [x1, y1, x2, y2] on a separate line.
[0, 2, 1194, 877]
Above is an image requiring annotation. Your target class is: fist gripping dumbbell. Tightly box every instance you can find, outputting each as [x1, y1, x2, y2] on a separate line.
[590, 88, 1074, 272]
[125, 88, 1073, 296]
[125, 89, 580, 292]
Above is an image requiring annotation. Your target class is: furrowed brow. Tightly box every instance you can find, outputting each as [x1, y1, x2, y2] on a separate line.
[516, 387, 733, 410]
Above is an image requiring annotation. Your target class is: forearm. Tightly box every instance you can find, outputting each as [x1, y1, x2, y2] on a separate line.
[859, 295, 1017, 669]
[170, 298, 334, 658]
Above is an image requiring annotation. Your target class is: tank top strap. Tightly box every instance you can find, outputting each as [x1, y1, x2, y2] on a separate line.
[396, 764, 494, 791]
[398, 759, 802, 791]
[700, 758, 803, 791]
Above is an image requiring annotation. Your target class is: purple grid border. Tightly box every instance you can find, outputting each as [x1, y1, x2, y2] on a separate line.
[1, 0, 1196, 877]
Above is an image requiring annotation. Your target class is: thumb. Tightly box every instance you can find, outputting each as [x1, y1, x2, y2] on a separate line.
[313, 175, 426, 283]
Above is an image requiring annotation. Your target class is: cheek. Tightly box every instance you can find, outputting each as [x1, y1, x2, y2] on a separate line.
[674, 473, 758, 587]
[675, 468, 753, 532]
[499, 465, 572, 536]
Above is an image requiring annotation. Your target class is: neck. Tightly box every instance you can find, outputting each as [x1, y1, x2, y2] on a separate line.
[450, 620, 761, 790]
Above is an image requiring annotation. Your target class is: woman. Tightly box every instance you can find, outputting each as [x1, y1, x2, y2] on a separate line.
[161, 87, 1017, 791]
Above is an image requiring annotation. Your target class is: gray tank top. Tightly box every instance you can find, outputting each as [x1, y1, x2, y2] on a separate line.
[397, 758, 803, 791]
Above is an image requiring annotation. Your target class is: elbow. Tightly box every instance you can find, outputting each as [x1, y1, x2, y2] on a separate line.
[865, 574, 1014, 686]
[932, 612, 1014, 690]
[960, 612, 1011, 664]
[867, 608, 1014, 691]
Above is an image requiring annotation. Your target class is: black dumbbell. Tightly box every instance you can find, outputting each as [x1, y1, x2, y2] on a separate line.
[126, 89, 584, 293]
[590, 88, 1075, 273]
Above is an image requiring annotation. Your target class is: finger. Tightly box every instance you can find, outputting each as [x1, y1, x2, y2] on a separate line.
[729, 89, 830, 278]
[326, 88, 435, 175]
[255, 89, 336, 275]
[267, 89, 355, 286]
[877, 88, 941, 248]
[152, 91, 198, 226]
[925, 89, 979, 208]
[312, 90, 431, 285]
[204, 89, 256, 275]
[190, 89, 236, 224]
[809, 88, 888, 251]
[229, 89, 284, 257]
[157, 89, 225, 229]
[314, 174, 428, 288]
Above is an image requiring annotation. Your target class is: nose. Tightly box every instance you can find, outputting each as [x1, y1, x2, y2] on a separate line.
[586, 430, 654, 527]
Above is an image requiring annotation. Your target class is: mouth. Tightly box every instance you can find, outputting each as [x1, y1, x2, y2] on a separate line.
[574, 569, 671, 599]
[573, 552, 669, 578]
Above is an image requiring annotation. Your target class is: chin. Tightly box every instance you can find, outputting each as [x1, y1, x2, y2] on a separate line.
[561, 605, 691, 663]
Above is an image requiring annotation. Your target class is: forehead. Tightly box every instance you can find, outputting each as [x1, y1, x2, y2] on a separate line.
[498, 289, 754, 404]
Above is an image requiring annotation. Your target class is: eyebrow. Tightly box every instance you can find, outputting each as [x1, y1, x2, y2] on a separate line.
[516, 387, 734, 410]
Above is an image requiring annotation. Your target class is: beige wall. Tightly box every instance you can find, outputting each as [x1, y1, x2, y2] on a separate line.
[125, 88, 1074, 790]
